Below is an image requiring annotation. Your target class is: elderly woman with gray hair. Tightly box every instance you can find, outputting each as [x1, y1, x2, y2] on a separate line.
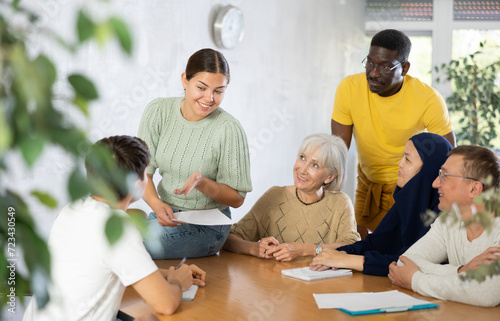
[223, 133, 360, 261]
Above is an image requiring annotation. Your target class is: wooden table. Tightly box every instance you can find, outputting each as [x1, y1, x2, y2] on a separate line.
[120, 250, 500, 320]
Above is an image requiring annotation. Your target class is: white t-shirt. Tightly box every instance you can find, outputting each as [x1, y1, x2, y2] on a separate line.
[23, 197, 158, 321]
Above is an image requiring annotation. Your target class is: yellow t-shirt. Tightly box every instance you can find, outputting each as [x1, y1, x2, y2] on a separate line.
[332, 73, 452, 184]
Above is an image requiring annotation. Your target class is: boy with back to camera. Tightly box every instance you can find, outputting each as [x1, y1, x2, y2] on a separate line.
[23, 135, 206, 320]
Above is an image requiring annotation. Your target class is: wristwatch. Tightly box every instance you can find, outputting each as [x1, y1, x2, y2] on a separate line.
[315, 244, 323, 255]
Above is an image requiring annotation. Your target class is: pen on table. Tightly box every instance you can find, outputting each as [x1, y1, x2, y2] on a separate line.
[176, 257, 187, 270]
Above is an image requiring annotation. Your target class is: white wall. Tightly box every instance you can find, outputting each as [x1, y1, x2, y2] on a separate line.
[15, 0, 366, 237]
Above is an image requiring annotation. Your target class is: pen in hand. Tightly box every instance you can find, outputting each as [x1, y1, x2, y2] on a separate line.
[176, 257, 187, 270]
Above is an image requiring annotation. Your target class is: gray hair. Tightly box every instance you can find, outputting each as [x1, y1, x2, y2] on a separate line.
[297, 133, 348, 191]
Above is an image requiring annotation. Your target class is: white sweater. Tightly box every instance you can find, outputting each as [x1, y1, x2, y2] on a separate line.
[400, 217, 500, 307]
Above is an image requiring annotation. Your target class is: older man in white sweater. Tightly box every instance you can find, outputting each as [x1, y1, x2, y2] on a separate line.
[388, 145, 500, 307]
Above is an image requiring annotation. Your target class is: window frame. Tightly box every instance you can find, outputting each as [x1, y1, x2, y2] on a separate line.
[365, 0, 500, 97]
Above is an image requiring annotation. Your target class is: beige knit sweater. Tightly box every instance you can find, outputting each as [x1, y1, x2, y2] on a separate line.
[230, 186, 360, 245]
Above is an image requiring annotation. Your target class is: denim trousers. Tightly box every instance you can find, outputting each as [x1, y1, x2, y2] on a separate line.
[143, 207, 231, 259]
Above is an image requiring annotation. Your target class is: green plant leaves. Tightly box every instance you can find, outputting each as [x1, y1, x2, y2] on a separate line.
[31, 191, 58, 208]
[0, 105, 12, 155]
[77, 10, 95, 43]
[435, 46, 500, 147]
[0, 190, 52, 308]
[94, 22, 114, 47]
[68, 74, 99, 100]
[18, 221, 51, 308]
[440, 186, 500, 284]
[460, 259, 500, 283]
[68, 73, 98, 116]
[109, 17, 132, 55]
[75, 10, 132, 55]
[84, 143, 130, 203]
[128, 209, 148, 237]
[50, 128, 89, 156]
[68, 167, 90, 201]
[9, 47, 56, 109]
[34, 55, 57, 88]
[19, 136, 46, 167]
[1, 2, 135, 309]
[105, 212, 148, 246]
[105, 213, 124, 245]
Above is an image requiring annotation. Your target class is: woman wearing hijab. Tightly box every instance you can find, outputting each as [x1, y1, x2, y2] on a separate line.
[310, 132, 452, 276]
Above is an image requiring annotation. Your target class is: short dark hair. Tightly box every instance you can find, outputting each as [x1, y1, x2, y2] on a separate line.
[370, 29, 412, 62]
[85, 136, 150, 200]
[185, 48, 230, 83]
[448, 145, 500, 191]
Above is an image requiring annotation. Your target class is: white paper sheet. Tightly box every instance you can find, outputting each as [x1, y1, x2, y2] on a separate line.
[172, 209, 233, 225]
[282, 267, 352, 281]
[313, 290, 434, 311]
[182, 285, 199, 301]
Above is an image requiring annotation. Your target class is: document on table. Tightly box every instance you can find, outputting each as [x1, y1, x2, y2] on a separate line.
[282, 267, 352, 281]
[182, 285, 198, 301]
[172, 209, 233, 225]
[313, 290, 438, 315]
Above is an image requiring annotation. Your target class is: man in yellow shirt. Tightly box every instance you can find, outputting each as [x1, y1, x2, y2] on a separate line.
[331, 29, 455, 236]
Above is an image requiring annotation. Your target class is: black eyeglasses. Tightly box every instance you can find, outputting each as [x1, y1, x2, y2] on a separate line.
[362, 57, 403, 74]
[438, 169, 479, 183]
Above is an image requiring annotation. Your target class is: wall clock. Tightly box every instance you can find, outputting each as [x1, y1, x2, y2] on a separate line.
[213, 5, 245, 49]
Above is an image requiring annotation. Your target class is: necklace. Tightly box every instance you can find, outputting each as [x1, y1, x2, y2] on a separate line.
[295, 188, 325, 206]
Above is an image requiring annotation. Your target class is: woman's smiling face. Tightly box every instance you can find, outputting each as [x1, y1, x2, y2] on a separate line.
[181, 72, 228, 122]
[293, 148, 335, 194]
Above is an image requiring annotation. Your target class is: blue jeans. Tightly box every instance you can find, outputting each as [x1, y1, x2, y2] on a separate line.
[143, 207, 231, 259]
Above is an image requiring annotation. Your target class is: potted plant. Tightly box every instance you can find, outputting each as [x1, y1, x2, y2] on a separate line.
[435, 42, 500, 148]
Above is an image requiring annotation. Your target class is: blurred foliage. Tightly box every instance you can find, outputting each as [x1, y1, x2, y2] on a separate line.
[423, 185, 500, 283]
[434, 41, 500, 282]
[458, 186, 500, 282]
[435, 42, 500, 147]
[0, 0, 133, 310]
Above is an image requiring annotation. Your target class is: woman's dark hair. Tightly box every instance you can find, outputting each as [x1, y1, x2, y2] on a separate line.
[85, 135, 150, 200]
[185, 48, 230, 83]
[371, 29, 412, 62]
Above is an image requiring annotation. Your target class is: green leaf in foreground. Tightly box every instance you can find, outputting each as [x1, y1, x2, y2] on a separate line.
[76, 10, 95, 43]
[68, 74, 99, 100]
[19, 136, 46, 167]
[109, 17, 132, 55]
[105, 214, 124, 245]
[68, 167, 90, 201]
[31, 190, 58, 208]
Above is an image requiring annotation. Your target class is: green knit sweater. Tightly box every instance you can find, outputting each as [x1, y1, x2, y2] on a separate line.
[138, 97, 252, 211]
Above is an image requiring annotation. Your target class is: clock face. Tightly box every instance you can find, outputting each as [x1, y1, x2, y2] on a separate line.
[214, 5, 244, 49]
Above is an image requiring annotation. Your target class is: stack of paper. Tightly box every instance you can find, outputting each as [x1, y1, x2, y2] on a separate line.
[281, 267, 352, 281]
[172, 209, 233, 225]
[313, 290, 438, 315]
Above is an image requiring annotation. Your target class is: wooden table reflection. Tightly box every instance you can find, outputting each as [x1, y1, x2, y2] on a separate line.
[120, 250, 500, 321]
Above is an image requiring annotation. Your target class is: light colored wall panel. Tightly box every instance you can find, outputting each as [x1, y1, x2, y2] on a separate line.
[16, 0, 366, 237]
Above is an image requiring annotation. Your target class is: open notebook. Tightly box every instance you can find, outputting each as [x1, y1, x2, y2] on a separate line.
[281, 267, 352, 281]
